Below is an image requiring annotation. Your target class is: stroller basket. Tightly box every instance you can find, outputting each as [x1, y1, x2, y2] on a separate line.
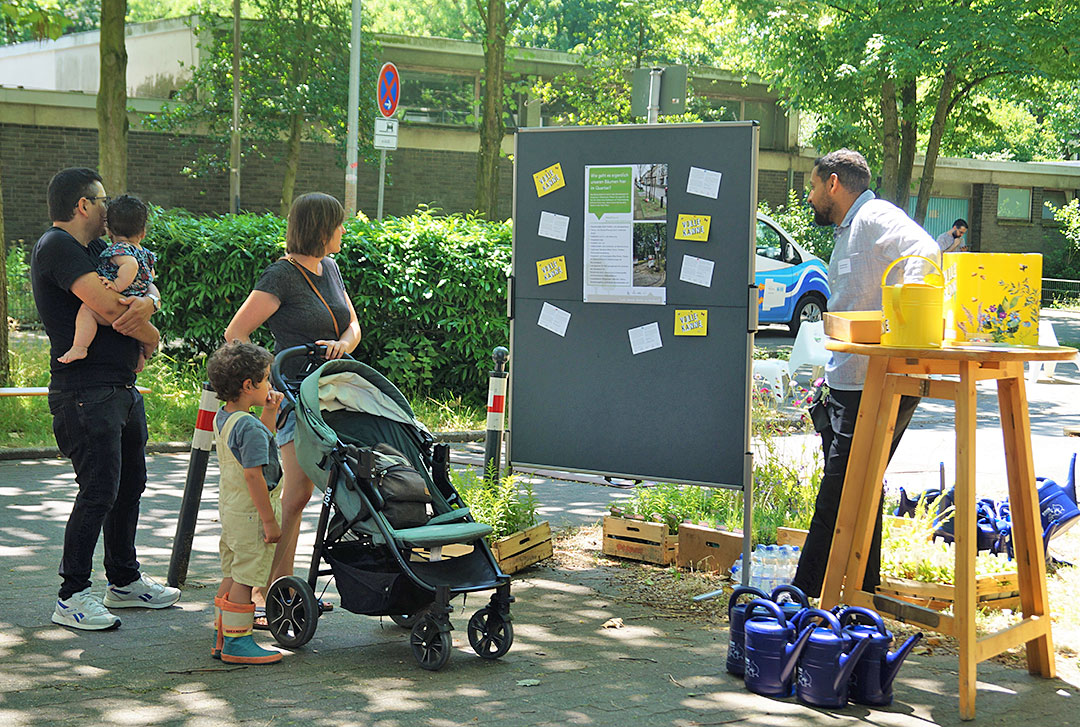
[325, 539, 432, 616]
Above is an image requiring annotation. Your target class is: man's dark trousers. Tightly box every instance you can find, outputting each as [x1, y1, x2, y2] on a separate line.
[793, 388, 920, 598]
[49, 385, 147, 599]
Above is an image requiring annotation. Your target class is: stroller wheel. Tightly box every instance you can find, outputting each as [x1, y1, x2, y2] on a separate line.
[266, 575, 319, 648]
[467, 607, 513, 660]
[410, 617, 452, 671]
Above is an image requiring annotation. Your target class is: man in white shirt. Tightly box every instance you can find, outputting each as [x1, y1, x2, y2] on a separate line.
[791, 149, 941, 599]
[936, 218, 968, 253]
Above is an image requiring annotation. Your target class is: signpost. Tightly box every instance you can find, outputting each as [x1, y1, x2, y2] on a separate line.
[375, 62, 400, 219]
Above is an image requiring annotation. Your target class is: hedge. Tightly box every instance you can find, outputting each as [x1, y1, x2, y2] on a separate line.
[148, 207, 511, 399]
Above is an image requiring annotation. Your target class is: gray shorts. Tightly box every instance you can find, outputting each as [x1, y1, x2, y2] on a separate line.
[275, 409, 296, 447]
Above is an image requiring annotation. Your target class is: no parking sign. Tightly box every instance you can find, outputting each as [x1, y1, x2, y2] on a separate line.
[377, 62, 400, 118]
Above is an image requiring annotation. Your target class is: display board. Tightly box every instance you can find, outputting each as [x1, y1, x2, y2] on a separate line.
[508, 123, 758, 488]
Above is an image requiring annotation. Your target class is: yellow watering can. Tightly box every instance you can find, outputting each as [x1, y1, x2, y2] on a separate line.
[880, 255, 944, 348]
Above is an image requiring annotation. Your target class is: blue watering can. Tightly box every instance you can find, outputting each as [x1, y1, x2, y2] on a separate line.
[742, 599, 815, 698]
[770, 583, 809, 624]
[840, 606, 922, 706]
[793, 608, 871, 708]
[719, 586, 769, 676]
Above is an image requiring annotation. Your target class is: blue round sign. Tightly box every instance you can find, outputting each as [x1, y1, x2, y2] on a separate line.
[377, 62, 400, 118]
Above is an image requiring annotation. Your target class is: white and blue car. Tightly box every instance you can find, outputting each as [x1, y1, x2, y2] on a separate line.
[755, 212, 830, 335]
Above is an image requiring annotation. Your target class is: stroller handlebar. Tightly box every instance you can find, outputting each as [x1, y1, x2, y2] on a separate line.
[270, 344, 328, 403]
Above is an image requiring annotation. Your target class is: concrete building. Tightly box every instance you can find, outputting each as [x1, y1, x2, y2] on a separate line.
[1, 16, 1078, 259]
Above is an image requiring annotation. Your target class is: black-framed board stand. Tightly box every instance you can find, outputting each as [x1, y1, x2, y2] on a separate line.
[507, 122, 760, 578]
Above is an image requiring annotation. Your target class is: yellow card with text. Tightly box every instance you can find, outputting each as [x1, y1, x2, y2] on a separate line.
[675, 214, 711, 242]
[674, 309, 707, 336]
[537, 255, 568, 286]
[533, 163, 566, 197]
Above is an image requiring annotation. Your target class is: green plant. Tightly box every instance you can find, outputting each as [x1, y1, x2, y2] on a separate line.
[453, 468, 539, 540]
[881, 500, 1013, 584]
[612, 437, 820, 544]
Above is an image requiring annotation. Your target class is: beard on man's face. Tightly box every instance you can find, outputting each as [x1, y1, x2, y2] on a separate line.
[811, 201, 832, 227]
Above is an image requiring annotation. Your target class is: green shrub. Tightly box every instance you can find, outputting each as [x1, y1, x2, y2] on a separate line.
[760, 189, 835, 262]
[147, 207, 511, 400]
[453, 469, 539, 540]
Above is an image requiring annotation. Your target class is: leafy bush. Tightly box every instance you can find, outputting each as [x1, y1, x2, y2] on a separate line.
[147, 207, 511, 400]
[759, 189, 835, 262]
[1045, 199, 1080, 280]
[453, 469, 539, 540]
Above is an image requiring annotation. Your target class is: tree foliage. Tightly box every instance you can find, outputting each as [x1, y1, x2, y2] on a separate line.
[147, 1, 379, 215]
[730, 0, 1080, 222]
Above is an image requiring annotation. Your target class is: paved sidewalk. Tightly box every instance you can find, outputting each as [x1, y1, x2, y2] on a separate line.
[3, 448, 1080, 726]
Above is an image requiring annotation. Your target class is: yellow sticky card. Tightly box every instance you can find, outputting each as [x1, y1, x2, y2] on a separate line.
[537, 255, 568, 286]
[674, 309, 707, 336]
[675, 214, 711, 242]
[533, 163, 566, 197]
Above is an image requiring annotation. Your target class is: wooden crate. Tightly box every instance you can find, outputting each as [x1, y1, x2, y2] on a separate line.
[602, 515, 678, 565]
[492, 521, 553, 574]
[877, 572, 1020, 612]
[777, 527, 809, 548]
[676, 523, 742, 573]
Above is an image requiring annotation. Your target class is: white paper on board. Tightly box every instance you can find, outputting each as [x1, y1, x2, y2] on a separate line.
[538, 302, 571, 337]
[679, 255, 715, 288]
[762, 278, 786, 310]
[686, 167, 722, 199]
[538, 211, 570, 241]
[628, 321, 662, 355]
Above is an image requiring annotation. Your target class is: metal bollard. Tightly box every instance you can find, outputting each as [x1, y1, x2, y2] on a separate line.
[483, 346, 509, 484]
[166, 382, 219, 587]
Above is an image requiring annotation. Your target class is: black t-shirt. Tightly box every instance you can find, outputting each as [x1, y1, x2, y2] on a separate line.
[30, 227, 140, 389]
[254, 257, 351, 376]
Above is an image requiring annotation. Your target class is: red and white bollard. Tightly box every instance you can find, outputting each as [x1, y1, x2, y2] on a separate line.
[167, 383, 220, 587]
[483, 347, 509, 484]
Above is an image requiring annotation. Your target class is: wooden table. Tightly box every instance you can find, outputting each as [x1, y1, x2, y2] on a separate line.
[819, 340, 1077, 720]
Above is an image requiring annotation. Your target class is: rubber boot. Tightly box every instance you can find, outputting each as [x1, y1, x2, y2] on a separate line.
[220, 598, 282, 665]
[211, 597, 224, 659]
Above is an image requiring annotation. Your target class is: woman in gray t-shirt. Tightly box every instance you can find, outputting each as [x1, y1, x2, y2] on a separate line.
[224, 193, 361, 612]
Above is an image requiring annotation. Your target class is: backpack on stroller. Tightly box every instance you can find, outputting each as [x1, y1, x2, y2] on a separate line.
[265, 345, 514, 671]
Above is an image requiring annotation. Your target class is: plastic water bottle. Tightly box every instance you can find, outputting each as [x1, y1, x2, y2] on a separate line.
[730, 554, 743, 582]
[760, 545, 778, 592]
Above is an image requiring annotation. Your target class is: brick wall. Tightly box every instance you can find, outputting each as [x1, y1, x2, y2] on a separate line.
[1, 123, 513, 245]
[970, 182, 1072, 258]
[759, 169, 800, 209]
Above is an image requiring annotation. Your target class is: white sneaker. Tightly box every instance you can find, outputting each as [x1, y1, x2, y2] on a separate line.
[103, 574, 181, 609]
[52, 588, 121, 630]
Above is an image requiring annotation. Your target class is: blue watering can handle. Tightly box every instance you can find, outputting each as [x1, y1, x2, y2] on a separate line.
[770, 584, 809, 608]
[728, 586, 770, 619]
[745, 599, 786, 625]
[796, 607, 842, 634]
[839, 606, 888, 635]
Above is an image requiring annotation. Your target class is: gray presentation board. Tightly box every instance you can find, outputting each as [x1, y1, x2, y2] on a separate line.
[508, 123, 758, 488]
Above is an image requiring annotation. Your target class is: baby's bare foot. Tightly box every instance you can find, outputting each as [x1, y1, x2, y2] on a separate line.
[58, 346, 88, 364]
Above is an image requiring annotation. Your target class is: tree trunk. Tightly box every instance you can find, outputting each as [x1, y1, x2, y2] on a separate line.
[879, 77, 900, 204]
[914, 69, 957, 225]
[0, 161, 8, 386]
[896, 80, 918, 213]
[475, 0, 507, 220]
[280, 111, 303, 216]
[97, 0, 128, 195]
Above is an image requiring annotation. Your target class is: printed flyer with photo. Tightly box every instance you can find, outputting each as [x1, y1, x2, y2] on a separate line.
[582, 163, 668, 305]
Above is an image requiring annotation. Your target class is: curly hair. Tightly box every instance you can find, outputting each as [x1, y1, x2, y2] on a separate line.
[106, 194, 149, 238]
[207, 340, 274, 402]
[813, 149, 871, 195]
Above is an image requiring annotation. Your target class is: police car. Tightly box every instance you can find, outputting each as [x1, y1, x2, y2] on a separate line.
[755, 212, 830, 334]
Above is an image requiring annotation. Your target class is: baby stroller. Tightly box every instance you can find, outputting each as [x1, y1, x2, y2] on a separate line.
[265, 344, 514, 670]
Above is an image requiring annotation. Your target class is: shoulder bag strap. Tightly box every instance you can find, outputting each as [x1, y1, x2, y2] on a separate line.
[285, 257, 341, 338]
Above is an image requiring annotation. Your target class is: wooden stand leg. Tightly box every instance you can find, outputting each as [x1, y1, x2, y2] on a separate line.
[955, 362, 978, 720]
[820, 356, 891, 609]
[998, 362, 1055, 679]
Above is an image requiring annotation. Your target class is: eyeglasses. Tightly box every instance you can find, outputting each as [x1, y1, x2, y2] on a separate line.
[84, 195, 111, 206]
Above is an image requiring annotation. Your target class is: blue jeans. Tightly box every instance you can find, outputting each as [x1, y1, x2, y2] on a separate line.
[793, 388, 920, 598]
[48, 385, 147, 599]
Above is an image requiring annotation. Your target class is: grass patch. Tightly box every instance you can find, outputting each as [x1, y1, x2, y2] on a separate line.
[411, 395, 485, 432]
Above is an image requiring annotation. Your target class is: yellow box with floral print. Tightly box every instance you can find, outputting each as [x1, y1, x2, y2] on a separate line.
[943, 253, 1041, 345]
